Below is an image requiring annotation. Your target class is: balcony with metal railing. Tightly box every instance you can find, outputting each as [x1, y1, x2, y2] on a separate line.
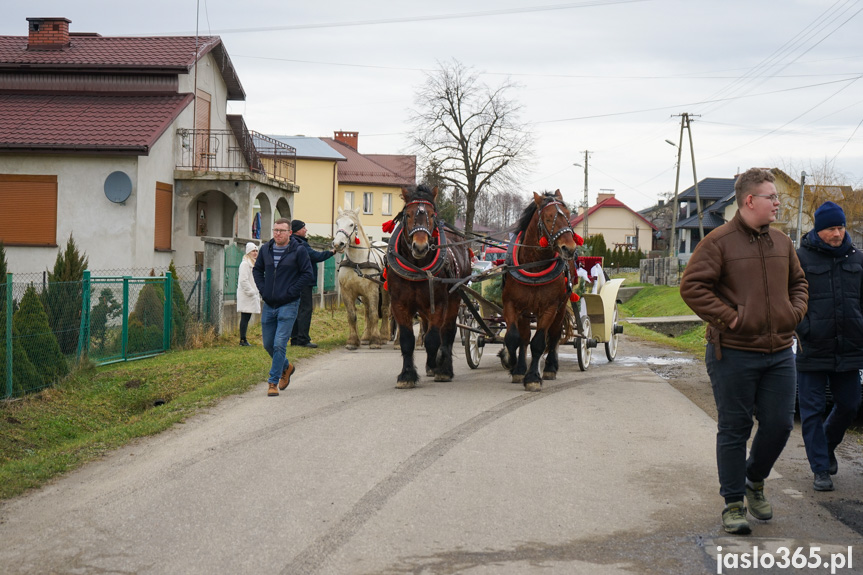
[175, 117, 296, 189]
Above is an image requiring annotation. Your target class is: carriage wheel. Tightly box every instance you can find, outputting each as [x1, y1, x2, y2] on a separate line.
[458, 303, 469, 345]
[605, 304, 620, 362]
[577, 315, 592, 371]
[464, 315, 484, 369]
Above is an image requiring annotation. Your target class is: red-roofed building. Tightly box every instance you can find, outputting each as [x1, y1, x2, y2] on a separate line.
[569, 192, 657, 253]
[0, 16, 298, 277]
[321, 132, 416, 242]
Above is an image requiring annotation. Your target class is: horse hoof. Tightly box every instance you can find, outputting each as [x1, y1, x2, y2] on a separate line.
[396, 380, 417, 389]
[511, 375, 524, 383]
[542, 371, 556, 380]
[524, 381, 542, 392]
[434, 374, 453, 382]
[345, 344, 358, 351]
[426, 368, 435, 377]
[369, 343, 381, 350]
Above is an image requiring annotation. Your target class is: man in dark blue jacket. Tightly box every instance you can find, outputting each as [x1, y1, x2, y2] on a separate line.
[796, 201, 863, 491]
[253, 218, 314, 396]
[289, 220, 335, 348]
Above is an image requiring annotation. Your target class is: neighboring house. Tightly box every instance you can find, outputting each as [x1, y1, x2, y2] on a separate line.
[673, 178, 737, 262]
[266, 135, 346, 238]
[638, 199, 673, 253]
[569, 192, 656, 253]
[770, 168, 854, 244]
[0, 16, 298, 275]
[321, 132, 416, 243]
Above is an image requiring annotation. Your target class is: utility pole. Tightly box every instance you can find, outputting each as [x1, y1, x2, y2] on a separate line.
[665, 122, 684, 257]
[796, 171, 808, 248]
[670, 113, 703, 248]
[576, 150, 590, 240]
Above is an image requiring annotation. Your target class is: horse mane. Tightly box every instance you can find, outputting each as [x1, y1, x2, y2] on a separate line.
[514, 192, 556, 235]
[403, 183, 437, 206]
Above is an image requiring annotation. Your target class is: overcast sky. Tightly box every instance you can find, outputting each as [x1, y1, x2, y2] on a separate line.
[4, 0, 862, 211]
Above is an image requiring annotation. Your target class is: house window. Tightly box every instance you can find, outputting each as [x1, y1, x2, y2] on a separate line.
[625, 235, 638, 250]
[0, 174, 57, 246]
[382, 193, 392, 216]
[154, 182, 173, 250]
[344, 191, 354, 210]
[363, 192, 374, 214]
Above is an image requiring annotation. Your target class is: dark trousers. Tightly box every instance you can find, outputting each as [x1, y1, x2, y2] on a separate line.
[705, 343, 796, 504]
[290, 285, 314, 345]
[798, 370, 861, 473]
[239, 312, 252, 341]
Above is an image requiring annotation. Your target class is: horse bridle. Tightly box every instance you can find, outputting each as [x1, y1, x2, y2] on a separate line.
[537, 200, 574, 247]
[403, 200, 437, 239]
[335, 219, 373, 264]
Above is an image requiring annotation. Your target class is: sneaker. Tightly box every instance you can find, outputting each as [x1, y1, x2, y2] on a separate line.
[302, 342, 318, 348]
[745, 480, 773, 520]
[828, 447, 838, 476]
[721, 502, 751, 535]
[267, 383, 279, 397]
[240, 339, 251, 347]
[278, 363, 295, 390]
[814, 471, 834, 491]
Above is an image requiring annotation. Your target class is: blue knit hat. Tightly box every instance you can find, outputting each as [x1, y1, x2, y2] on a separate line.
[814, 201, 845, 232]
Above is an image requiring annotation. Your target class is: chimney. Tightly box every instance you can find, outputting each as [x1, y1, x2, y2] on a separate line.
[597, 192, 615, 203]
[334, 131, 358, 150]
[26, 17, 71, 51]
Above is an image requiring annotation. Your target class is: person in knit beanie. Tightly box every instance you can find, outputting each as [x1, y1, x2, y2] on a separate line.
[796, 199, 861, 493]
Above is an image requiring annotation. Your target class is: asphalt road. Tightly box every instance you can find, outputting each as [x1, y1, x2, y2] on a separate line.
[1, 335, 862, 574]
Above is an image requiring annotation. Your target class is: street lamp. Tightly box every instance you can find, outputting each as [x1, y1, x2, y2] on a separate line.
[666, 138, 683, 257]
[796, 171, 808, 248]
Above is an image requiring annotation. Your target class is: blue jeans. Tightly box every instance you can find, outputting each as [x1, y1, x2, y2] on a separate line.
[705, 343, 796, 504]
[798, 370, 861, 473]
[261, 300, 300, 384]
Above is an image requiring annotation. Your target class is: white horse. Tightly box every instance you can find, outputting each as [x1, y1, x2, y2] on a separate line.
[332, 207, 391, 350]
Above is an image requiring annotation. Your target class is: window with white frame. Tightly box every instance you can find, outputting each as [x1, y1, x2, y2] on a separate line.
[625, 235, 638, 250]
[363, 192, 374, 214]
[344, 191, 354, 210]
[382, 193, 392, 216]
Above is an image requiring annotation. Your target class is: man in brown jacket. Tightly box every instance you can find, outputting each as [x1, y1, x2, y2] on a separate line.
[680, 168, 808, 535]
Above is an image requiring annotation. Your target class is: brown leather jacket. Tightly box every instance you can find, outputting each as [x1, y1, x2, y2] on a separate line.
[680, 211, 808, 357]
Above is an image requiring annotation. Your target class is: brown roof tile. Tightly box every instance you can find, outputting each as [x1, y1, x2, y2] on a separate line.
[322, 138, 415, 187]
[0, 93, 193, 153]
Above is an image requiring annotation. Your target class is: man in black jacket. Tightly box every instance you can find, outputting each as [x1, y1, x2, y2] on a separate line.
[289, 220, 335, 348]
[796, 201, 863, 491]
[253, 218, 314, 396]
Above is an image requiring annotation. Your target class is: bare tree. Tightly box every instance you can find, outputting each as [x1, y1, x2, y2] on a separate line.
[409, 59, 532, 234]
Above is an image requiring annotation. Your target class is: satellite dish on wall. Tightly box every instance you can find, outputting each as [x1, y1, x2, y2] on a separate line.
[104, 171, 132, 204]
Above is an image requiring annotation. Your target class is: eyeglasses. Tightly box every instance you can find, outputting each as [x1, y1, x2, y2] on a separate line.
[752, 194, 780, 203]
[272, 228, 290, 233]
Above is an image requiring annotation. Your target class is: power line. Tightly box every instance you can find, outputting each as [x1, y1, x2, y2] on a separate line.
[146, 0, 649, 36]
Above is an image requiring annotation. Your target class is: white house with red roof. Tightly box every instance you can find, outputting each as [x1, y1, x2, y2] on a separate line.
[569, 192, 656, 254]
[0, 16, 298, 276]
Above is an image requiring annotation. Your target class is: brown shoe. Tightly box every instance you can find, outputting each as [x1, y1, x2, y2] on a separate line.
[267, 383, 279, 396]
[278, 363, 295, 390]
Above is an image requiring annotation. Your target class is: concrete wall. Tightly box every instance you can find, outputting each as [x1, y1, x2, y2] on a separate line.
[639, 256, 680, 286]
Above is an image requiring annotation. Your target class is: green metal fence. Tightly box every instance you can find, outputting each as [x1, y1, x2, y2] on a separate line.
[2, 269, 214, 400]
[223, 243, 244, 300]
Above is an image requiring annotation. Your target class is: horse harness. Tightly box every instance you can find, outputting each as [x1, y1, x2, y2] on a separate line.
[335, 224, 384, 285]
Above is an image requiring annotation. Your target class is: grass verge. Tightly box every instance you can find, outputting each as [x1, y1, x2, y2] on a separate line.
[0, 306, 367, 501]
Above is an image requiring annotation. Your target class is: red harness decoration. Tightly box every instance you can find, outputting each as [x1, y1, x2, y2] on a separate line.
[512, 231, 559, 279]
[392, 228, 444, 279]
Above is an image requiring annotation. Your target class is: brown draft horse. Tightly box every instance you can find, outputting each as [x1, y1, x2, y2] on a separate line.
[385, 184, 470, 388]
[499, 190, 578, 391]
